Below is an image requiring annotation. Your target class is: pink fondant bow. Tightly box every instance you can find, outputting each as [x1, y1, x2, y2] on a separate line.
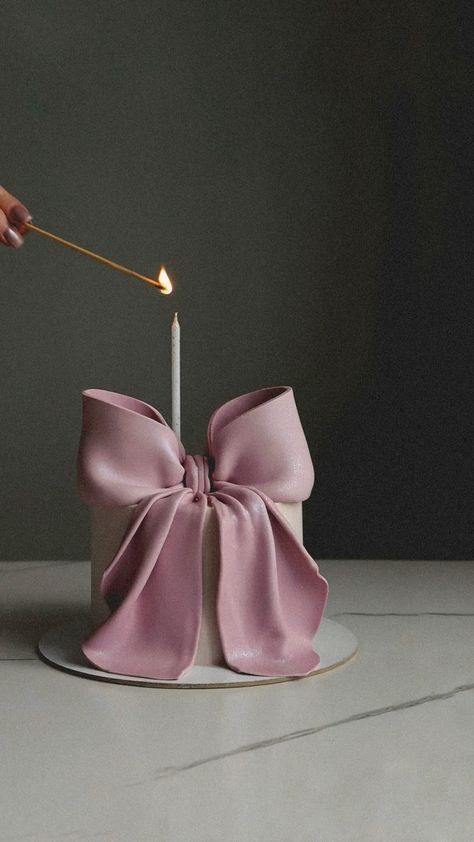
[77, 386, 328, 680]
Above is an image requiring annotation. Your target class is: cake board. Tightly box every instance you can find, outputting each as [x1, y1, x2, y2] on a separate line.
[38, 617, 358, 689]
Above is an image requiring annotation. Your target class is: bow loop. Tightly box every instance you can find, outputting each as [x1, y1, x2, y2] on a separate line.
[208, 387, 314, 502]
[78, 388, 184, 507]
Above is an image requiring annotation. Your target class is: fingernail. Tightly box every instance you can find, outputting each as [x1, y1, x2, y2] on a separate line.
[4, 226, 24, 248]
[10, 205, 32, 225]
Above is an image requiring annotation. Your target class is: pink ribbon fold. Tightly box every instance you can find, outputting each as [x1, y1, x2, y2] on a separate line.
[77, 386, 328, 680]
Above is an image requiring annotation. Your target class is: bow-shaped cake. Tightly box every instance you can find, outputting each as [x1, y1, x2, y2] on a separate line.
[77, 386, 328, 680]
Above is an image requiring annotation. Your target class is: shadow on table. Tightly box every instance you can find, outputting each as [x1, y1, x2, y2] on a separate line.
[1, 602, 87, 657]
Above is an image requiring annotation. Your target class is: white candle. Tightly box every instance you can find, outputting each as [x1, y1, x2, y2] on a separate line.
[171, 312, 181, 439]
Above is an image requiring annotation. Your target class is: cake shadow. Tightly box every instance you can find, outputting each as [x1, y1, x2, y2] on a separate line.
[1, 602, 87, 658]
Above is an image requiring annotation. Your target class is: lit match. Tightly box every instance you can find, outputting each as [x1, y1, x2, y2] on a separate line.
[24, 222, 173, 294]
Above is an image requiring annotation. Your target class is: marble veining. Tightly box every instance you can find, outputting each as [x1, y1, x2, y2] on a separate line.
[8, 832, 116, 841]
[149, 681, 474, 780]
[0, 561, 78, 575]
[1, 560, 473, 842]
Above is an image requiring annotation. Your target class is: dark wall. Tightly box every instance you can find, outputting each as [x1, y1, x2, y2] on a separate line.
[0, 2, 470, 559]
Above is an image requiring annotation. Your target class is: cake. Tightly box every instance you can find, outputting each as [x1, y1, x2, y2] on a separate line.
[77, 386, 329, 680]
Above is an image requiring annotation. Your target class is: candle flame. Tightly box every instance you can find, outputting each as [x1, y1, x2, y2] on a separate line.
[157, 266, 173, 295]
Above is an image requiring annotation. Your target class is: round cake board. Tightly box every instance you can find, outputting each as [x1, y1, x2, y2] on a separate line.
[38, 617, 357, 689]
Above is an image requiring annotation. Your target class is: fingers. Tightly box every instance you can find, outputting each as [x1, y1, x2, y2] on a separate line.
[0, 185, 32, 248]
[0, 209, 24, 248]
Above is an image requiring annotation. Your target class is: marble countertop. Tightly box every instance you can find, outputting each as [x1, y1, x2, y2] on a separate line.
[1, 559, 473, 842]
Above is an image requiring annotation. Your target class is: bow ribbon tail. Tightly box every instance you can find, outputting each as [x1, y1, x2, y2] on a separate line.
[82, 489, 208, 680]
[212, 485, 329, 677]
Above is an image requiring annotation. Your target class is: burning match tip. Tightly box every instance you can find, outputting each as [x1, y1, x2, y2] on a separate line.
[157, 266, 173, 295]
[25, 221, 173, 296]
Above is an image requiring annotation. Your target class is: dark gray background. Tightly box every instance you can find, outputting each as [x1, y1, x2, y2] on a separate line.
[0, 2, 470, 560]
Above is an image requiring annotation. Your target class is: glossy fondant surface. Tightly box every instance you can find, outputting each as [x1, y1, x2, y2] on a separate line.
[90, 501, 303, 667]
[78, 388, 328, 679]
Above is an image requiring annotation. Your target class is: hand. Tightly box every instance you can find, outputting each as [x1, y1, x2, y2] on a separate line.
[0, 185, 32, 248]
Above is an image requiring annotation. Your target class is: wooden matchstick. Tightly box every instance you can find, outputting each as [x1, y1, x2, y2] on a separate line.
[23, 222, 172, 294]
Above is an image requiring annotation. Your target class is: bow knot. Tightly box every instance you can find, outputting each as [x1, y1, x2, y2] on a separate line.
[77, 386, 328, 680]
[184, 454, 211, 499]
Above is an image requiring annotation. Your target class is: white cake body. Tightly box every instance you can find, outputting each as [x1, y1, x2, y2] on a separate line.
[91, 502, 303, 667]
